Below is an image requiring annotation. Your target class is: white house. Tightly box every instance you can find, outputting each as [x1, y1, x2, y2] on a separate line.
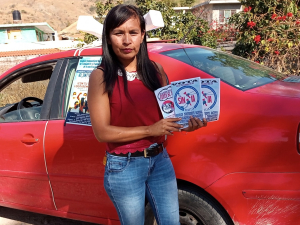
[192, 0, 242, 27]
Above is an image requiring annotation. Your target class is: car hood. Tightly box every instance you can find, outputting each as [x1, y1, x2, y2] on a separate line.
[247, 80, 300, 98]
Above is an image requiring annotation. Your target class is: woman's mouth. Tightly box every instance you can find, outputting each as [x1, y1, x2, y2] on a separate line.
[122, 48, 133, 53]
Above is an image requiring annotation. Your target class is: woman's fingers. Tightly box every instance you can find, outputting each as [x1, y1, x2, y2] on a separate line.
[190, 116, 199, 128]
[202, 118, 208, 127]
[183, 116, 208, 132]
[149, 118, 183, 136]
[165, 117, 182, 122]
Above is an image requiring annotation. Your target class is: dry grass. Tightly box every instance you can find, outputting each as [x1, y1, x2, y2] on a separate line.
[0, 0, 97, 32]
[0, 78, 48, 108]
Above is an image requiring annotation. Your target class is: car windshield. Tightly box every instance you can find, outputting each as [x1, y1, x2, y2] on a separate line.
[160, 47, 286, 91]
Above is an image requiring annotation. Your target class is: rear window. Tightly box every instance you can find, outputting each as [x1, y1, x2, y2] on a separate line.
[160, 47, 285, 91]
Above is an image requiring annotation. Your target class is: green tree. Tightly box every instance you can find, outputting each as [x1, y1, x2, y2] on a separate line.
[229, 0, 300, 75]
[84, 0, 217, 48]
[136, 0, 216, 47]
[84, 0, 123, 44]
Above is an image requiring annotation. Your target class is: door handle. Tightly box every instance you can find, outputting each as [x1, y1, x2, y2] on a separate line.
[21, 137, 39, 144]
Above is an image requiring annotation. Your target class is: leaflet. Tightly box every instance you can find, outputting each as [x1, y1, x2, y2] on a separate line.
[65, 56, 102, 126]
[201, 78, 220, 122]
[154, 85, 175, 119]
[171, 78, 204, 128]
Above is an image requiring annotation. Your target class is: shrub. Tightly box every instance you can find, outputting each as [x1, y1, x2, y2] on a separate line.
[229, 0, 300, 75]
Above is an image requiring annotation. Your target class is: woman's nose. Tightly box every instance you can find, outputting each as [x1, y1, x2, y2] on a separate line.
[123, 34, 131, 44]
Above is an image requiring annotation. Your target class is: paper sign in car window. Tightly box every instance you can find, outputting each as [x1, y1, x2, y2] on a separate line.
[154, 85, 175, 119]
[65, 57, 102, 126]
[201, 78, 220, 122]
[171, 78, 204, 128]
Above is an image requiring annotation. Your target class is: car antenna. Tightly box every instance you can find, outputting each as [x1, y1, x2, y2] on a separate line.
[178, 0, 211, 44]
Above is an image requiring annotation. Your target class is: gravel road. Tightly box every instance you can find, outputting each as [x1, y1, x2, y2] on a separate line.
[0, 206, 99, 225]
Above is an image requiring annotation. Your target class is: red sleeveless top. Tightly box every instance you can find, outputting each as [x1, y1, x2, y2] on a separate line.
[107, 73, 164, 154]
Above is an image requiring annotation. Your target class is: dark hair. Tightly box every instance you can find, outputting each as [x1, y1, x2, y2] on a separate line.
[100, 4, 162, 98]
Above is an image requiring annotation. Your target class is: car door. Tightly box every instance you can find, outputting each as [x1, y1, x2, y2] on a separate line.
[0, 59, 64, 210]
[44, 57, 118, 221]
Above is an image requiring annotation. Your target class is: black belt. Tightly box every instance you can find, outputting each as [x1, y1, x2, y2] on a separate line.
[110, 143, 164, 157]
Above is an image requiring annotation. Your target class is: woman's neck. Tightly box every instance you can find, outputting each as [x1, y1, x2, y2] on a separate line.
[119, 56, 137, 72]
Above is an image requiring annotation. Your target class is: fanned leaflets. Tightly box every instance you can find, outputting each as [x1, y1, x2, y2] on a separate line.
[155, 78, 220, 128]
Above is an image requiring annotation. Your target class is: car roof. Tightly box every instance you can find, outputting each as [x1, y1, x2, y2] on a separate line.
[0, 43, 203, 78]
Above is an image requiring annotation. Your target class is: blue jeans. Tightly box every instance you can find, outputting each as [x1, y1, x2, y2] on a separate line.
[104, 148, 180, 225]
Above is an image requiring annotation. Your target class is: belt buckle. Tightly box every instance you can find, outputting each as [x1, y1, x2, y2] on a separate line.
[144, 149, 148, 157]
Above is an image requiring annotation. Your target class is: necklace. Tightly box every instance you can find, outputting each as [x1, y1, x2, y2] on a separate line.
[118, 69, 140, 81]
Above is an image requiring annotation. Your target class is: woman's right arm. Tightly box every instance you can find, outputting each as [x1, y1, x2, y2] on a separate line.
[88, 69, 182, 143]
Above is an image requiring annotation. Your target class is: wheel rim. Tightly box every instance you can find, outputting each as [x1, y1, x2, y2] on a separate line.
[151, 209, 207, 225]
[179, 209, 205, 225]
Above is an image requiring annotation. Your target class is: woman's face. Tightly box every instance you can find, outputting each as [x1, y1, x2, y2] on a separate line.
[109, 16, 145, 64]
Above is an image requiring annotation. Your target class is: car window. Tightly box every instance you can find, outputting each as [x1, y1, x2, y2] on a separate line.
[161, 47, 285, 91]
[0, 62, 57, 123]
[61, 57, 102, 119]
[60, 58, 80, 118]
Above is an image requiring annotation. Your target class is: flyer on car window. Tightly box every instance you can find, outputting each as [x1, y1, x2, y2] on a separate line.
[65, 57, 102, 126]
[201, 78, 220, 122]
[171, 78, 204, 128]
[154, 85, 175, 119]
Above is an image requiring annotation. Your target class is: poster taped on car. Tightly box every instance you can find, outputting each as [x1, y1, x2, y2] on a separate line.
[65, 56, 102, 126]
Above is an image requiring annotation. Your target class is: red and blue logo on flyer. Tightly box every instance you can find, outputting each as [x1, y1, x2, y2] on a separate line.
[174, 86, 200, 111]
[162, 100, 175, 114]
[201, 85, 217, 110]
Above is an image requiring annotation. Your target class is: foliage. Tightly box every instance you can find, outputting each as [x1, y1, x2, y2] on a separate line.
[96, 0, 123, 24]
[136, 0, 217, 47]
[229, 0, 300, 75]
[84, 0, 122, 44]
[83, 0, 217, 48]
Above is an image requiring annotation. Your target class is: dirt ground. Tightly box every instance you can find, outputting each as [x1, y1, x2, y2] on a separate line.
[1, 64, 15, 75]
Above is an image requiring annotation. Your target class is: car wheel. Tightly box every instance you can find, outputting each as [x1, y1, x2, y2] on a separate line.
[145, 186, 233, 225]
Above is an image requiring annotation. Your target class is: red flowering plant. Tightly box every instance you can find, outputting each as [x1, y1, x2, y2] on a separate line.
[200, 18, 239, 49]
[229, 0, 300, 75]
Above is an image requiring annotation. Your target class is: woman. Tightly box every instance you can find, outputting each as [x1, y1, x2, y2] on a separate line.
[88, 4, 207, 225]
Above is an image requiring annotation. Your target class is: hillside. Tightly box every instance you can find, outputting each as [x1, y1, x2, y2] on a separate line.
[0, 0, 98, 33]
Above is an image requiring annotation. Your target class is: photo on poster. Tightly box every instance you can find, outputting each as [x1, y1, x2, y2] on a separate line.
[65, 56, 102, 126]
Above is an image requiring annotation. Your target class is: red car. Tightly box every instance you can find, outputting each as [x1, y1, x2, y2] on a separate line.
[0, 43, 300, 225]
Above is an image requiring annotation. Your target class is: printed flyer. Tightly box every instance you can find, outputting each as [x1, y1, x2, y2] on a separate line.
[65, 56, 102, 126]
[201, 78, 220, 122]
[171, 78, 204, 128]
[154, 85, 175, 119]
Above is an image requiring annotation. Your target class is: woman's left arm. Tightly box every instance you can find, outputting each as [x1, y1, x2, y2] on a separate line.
[154, 62, 208, 132]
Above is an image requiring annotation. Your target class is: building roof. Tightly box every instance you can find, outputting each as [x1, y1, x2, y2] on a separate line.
[0, 48, 64, 57]
[173, 7, 191, 11]
[192, 0, 241, 8]
[0, 22, 56, 33]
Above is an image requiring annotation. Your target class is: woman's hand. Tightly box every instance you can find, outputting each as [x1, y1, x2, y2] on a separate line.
[148, 118, 183, 136]
[182, 116, 207, 132]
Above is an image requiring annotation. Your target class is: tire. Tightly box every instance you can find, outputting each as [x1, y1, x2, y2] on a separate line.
[145, 186, 233, 225]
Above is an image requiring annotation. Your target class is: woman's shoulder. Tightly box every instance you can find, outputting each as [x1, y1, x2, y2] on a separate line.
[151, 61, 169, 86]
[90, 67, 105, 83]
[152, 61, 163, 71]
